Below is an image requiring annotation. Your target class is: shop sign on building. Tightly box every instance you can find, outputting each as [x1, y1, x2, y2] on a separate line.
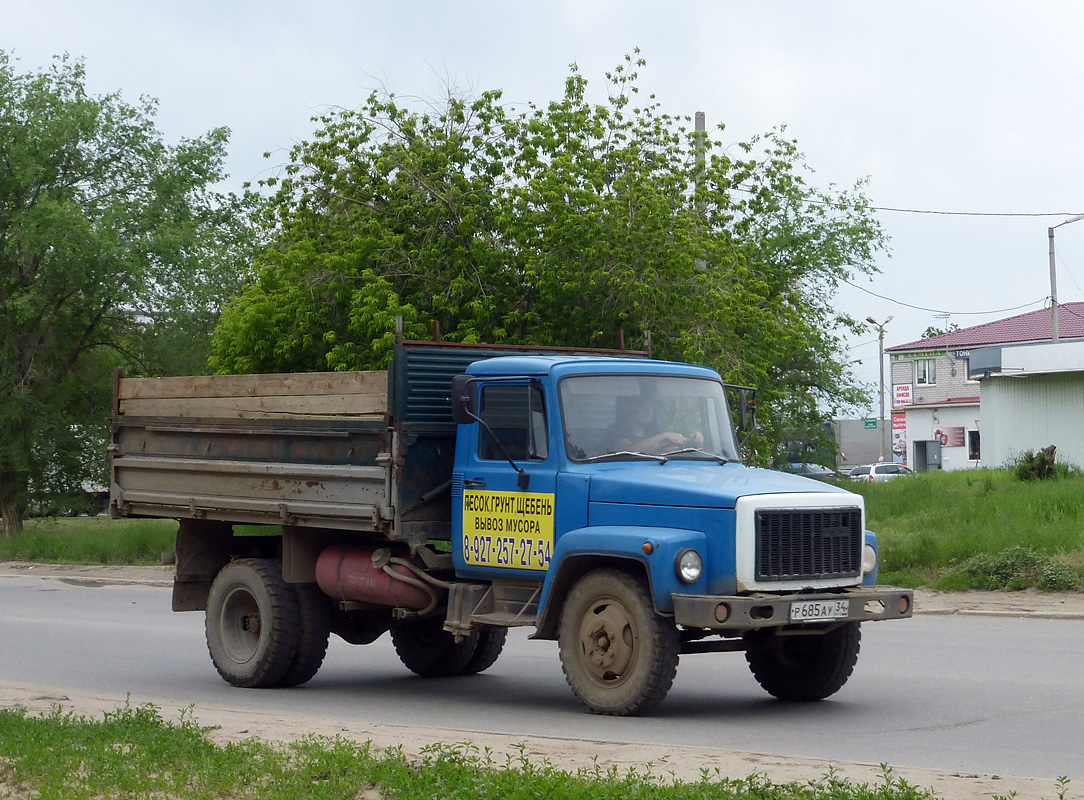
[893, 383, 913, 406]
[934, 426, 966, 447]
[892, 411, 908, 465]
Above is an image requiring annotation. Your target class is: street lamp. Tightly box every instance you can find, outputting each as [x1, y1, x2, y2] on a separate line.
[866, 315, 894, 462]
[1048, 214, 1084, 342]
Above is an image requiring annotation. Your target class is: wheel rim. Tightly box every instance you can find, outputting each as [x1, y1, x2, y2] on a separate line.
[218, 585, 263, 665]
[576, 595, 637, 685]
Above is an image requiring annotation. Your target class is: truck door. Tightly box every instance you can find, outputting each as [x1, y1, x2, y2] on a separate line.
[454, 381, 558, 580]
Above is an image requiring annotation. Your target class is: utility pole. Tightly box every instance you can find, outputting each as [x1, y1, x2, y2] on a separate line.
[1048, 214, 1084, 342]
[694, 111, 707, 271]
[866, 316, 893, 462]
[694, 111, 706, 217]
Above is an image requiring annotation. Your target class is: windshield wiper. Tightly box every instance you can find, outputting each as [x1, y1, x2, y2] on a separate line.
[657, 447, 736, 465]
[582, 450, 667, 463]
[583, 448, 737, 465]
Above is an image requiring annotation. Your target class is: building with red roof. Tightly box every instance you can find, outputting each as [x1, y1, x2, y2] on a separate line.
[882, 303, 1084, 471]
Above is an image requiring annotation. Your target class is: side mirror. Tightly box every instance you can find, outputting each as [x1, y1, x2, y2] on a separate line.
[725, 384, 758, 435]
[738, 389, 757, 433]
[450, 375, 478, 424]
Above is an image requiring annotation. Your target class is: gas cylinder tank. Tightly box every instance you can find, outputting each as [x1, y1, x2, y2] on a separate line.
[314, 544, 433, 610]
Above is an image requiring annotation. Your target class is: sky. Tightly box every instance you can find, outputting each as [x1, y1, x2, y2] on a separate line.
[5, 0, 1084, 416]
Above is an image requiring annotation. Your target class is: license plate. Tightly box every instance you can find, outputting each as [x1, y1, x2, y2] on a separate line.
[789, 598, 850, 622]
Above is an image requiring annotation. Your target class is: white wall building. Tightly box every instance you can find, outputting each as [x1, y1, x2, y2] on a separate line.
[973, 341, 1084, 468]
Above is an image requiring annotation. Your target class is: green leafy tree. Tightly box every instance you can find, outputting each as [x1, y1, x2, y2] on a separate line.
[922, 323, 960, 340]
[0, 53, 258, 536]
[212, 54, 885, 462]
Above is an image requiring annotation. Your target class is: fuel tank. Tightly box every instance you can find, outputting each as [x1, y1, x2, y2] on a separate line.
[315, 544, 432, 609]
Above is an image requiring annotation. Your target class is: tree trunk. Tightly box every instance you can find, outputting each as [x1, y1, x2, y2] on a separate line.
[1, 474, 25, 538]
[1, 494, 23, 538]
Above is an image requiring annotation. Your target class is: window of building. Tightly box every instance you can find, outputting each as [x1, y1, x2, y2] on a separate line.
[916, 358, 936, 385]
[968, 430, 980, 461]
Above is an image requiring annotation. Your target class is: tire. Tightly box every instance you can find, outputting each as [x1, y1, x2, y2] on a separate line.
[205, 559, 300, 688]
[279, 582, 332, 687]
[459, 627, 508, 675]
[391, 617, 479, 677]
[744, 621, 861, 701]
[557, 568, 679, 716]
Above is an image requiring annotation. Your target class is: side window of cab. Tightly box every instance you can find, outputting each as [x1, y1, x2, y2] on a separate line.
[477, 384, 549, 461]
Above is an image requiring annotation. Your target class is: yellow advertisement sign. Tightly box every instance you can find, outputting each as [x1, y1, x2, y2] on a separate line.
[462, 490, 554, 570]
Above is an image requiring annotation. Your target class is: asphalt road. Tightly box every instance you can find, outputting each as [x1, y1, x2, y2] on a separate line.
[1, 573, 1083, 781]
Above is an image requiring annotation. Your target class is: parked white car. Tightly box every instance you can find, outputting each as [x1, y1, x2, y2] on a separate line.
[848, 463, 915, 482]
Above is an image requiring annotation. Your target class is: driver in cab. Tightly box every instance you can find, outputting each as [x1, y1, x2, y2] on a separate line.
[605, 394, 703, 455]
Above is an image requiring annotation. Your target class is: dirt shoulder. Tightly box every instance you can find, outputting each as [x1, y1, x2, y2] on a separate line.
[4, 562, 1083, 799]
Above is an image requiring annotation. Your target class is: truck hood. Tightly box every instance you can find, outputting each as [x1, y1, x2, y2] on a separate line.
[587, 463, 851, 509]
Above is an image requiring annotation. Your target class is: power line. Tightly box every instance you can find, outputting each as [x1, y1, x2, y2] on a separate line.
[848, 337, 880, 350]
[1057, 303, 1084, 326]
[867, 206, 1084, 218]
[1055, 241, 1084, 298]
[842, 278, 1047, 316]
[731, 184, 1084, 219]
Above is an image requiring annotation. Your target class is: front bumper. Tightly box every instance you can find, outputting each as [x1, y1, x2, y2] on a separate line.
[672, 586, 913, 631]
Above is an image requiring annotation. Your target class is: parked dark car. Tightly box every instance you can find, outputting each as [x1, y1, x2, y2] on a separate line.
[780, 462, 840, 481]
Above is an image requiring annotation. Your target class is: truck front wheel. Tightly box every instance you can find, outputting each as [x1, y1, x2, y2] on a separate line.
[558, 568, 679, 716]
[205, 559, 300, 688]
[744, 622, 861, 701]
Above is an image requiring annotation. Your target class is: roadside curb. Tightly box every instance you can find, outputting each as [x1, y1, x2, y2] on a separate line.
[917, 607, 1084, 621]
[4, 562, 1084, 619]
[0, 562, 174, 589]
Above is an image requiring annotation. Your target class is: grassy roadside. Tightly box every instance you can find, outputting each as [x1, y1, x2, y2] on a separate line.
[0, 703, 948, 800]
[0, 516, 176, 565]
[849, 468, 1084, 591]
[4, 468, 1084, 591]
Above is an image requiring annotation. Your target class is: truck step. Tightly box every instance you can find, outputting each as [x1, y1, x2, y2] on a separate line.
[470, 611, 538, 627]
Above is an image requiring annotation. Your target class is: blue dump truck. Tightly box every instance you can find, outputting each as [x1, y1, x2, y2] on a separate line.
[110, 332, 912, 716]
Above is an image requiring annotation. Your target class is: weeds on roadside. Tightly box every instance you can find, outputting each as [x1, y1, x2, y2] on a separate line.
[937, 546, 1081, 592]
[0, 703, 955, 800]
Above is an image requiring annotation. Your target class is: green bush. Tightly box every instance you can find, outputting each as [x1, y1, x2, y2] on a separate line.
[936, 546, 1082, 592]
[1009, 446, 1078, 481]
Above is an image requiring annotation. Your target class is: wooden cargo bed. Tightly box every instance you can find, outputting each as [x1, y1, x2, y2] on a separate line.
[110, 370, 394, 532]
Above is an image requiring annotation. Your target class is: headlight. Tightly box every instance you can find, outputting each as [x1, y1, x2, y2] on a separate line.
[862, 543, 878, 575]
[676, 549, 703, 584]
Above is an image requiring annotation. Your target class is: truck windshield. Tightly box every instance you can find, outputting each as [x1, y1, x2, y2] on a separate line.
[559, 374, 742, 463]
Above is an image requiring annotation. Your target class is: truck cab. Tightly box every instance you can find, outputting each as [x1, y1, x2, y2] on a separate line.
[445, 355, 911, 714]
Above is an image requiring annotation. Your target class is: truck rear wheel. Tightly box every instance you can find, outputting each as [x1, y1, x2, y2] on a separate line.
[391, 617, 479, 677]
[557, 568, 679, 716]
[279, 582, 332, 687]
[459, 627, 508, 675]
[744, 622, 861, 701]
[205, 559, 300, 688]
